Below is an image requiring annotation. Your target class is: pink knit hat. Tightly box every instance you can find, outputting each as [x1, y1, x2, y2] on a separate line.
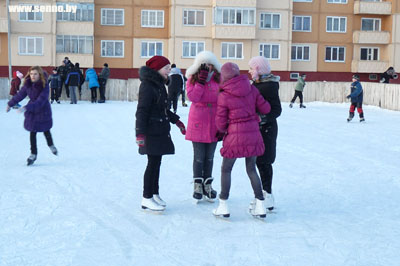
[248, 56, 271, 76]
[221, 62, 240, 83]
[16, 71, 24, 79]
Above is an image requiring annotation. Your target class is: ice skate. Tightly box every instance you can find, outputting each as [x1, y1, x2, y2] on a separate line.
[250, 199, 267, 218]
[49, 145, 58, 156]
[289, 103, 293, 108]
[347, 112, 354, 122]
[153, 194, 166, 207]
[360, 118, 365, 123]
[300, 103, 306, 108]
[182, 102, 188, 107]
[141, 197, 165, 212]
[27, 154, 37, 166]
[264, 191, 275, 211]
[203, 177, 217, 202]
[193, 178, 204, 201]
[212, 199, 230, 218]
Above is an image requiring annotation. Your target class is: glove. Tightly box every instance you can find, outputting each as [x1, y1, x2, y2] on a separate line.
[136, 134, 145, 147]
[216, 131, 225, 142]
[17, 107, 26, 114]
[346, 95, 351, 99]
[175, 120, 186, 135]
[6, 105, 11, 112]
[198, 64, 209, 85]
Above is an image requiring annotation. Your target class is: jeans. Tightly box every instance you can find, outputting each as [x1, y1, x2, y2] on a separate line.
[220, 157, 264, 200]
[192, 142, 217, 180]
[69, 86, 78, 104]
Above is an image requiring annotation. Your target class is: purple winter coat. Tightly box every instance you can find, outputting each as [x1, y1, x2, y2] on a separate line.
[216, 75, 271, 158]
[185, 75, 219, 143]
[8, 77, 53, 132]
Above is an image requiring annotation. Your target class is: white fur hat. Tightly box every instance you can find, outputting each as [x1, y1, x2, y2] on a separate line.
[185, 51, 221, 78]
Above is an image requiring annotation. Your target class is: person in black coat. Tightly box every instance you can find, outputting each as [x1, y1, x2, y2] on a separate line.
[380, 67, 398, 83]
[248, 56, 282, 211]
[166, 64, 187, 113]
[135, 56, 186, 212]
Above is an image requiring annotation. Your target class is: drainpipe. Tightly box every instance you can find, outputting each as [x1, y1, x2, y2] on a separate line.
[6, 0, 12, 87]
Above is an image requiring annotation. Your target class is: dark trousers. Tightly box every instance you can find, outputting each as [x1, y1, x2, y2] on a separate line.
[30, 131, 54, 155]
[192, 142, 218, 180]
[220, 157, 264, 200]
[167, 89, 180, 112]
[181, 89, 186, 104]
[349, 102, 364, 118]
[50, 87, 60, 101]
[256, 121, 278, 193]
[90, 87, 98, 102]
[143, 155, 162, 198]
[99, 78, 106, 102]
[291, 90, 303, 104]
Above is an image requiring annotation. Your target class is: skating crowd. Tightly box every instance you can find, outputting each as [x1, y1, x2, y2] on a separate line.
[5, 51, 368, 219]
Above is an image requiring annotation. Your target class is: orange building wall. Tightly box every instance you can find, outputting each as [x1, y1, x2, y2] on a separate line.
[0, 34, 8, 66]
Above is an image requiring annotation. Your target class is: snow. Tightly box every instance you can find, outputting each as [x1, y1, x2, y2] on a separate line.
[1, 99, 400, 266]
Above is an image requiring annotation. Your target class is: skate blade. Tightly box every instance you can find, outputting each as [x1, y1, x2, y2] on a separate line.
[141, 206, 165, 213]
[213, 213, 230, 218]
[251, 213, 266, 219]
[204, 197, 216, 203]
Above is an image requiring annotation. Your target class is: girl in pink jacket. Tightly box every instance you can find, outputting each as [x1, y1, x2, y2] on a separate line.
[213, 62, 271, 219]
[185, 51, 221, 202]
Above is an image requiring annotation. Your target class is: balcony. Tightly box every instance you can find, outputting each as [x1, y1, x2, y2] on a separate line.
[354, 1, 391, 15]
[351, 60, 389, 73]
[212, 25, 256, 39]
[353, 31, 390, 44]
[212, 0, 257, 7]
[0, 18, 8, 33]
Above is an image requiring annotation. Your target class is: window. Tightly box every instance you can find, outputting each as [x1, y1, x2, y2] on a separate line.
[360, 48, 379, 60]
[182, 41, 204, 58]
[259, 44, 280, 60]
[326, 16, 347, 32]
[325, 46, 345, 62]
[101, 9, 124, 26]
[19, 5, 42, 22]
[101, 40, 124, 57]
[290, 73, 300, 79]
[260, 13, 280, 29]
[293, 0, 312, 2]
[327, 0, 347, 3]
[141, 41, 163, 58]
[215, 8, 255, 25]
[141, 10, 164, 28]
[361, 18, 381, 31]
[221, 43, 243, 59]
[18, 37, 43, 55]
[57, 3, 94, 22]
[56, 35, 93, 54]
[291, 45, 310, 61]
[183, 10, 205, 26]
[369, 74, 378, 80]
[293, 16, 311, 31]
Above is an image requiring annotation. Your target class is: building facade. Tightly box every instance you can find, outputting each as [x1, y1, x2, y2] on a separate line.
[0, 0, 399, 81]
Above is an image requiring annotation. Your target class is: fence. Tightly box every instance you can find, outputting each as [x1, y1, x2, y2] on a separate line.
[1, 78, 399, 111]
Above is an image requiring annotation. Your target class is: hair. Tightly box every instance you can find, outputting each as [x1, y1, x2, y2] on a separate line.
[24, 66, 46, 88]
[171, 63, 176, 68]
[104, 63, 108, 67]
[189, 65, 220, 85]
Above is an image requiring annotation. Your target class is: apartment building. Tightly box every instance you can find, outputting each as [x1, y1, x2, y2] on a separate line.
[293, 0, 400, 81]
[1, 0, 399, 81]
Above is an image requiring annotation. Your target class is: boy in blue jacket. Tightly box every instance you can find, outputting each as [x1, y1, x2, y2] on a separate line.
[48, 68, 62, 104]
[347, 74, 365, 122]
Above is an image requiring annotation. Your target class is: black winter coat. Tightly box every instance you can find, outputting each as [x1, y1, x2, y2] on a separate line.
[253, 75, 282, 125]
[135, 66, 180, 155]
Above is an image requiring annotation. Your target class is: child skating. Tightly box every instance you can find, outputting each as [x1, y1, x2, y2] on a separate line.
[347, 74, 365, 122]
[6, 66, 58, 165]
[289, 74, 306, 108]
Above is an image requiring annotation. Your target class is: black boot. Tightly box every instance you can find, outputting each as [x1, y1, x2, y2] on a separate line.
[27, 154, 37, 166]
[347, 112, 354, 122]
[300, 103, 306, 108]
[193, 177, 204, 200]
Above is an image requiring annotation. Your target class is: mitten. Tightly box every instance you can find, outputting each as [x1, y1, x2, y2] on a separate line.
[346, 95, 351, 99]
[175, 120, 186, 135]
[216, 131, 225, 142]
[198, 64, 209, 85]
[136, 134, 145, 147]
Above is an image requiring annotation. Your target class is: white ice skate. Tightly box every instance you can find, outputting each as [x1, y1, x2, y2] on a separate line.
[250, 199, 267, 218]
[141, 197, 165, 212]
[212, 199, 230, 218]
[153, 194, 166, 207]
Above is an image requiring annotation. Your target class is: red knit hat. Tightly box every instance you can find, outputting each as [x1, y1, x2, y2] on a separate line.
[146, 56, 170, 71]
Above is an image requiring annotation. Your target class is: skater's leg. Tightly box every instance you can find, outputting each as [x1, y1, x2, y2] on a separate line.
[30, 132, 38, 155]
[245, 157, 264, 200]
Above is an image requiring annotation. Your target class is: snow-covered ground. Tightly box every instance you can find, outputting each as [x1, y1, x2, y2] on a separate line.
[1, 99, 400, 266]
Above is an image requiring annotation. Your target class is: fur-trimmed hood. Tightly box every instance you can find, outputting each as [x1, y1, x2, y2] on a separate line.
[185, 51, 221, 78]
[139, 66, 165, 85]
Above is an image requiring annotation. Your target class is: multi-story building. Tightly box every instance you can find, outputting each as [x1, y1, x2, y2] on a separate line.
[0, 0, 399, 82]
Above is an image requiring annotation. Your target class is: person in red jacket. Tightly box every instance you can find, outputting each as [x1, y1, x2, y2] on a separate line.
[213, 62, 271, 219]
[9, 71, 24, 108]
